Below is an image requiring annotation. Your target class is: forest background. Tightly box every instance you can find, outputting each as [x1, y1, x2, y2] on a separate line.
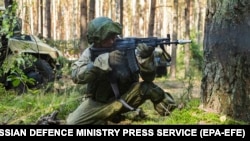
[1, 0, 249, 125]
[7, 0, 206, 81]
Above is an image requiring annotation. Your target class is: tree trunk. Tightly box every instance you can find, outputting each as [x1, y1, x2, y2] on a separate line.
[119, 0, 123, 32]
[4, 0, 13, 8]
[134, 0, 140, 36]
[170, 0, 178, 79]
[89, 0, 95, 20]
[80, 0, 87, 52]
[111, 0, 116, 20]
[45, 0, 51, 38]
[103, 0, 109, 17]
[201, 0, 250, 122]
[184, 0, 191, 78]
[197, 0, 205, 45]
[40, 0, 43, 37]
[148, 0, 156, 36]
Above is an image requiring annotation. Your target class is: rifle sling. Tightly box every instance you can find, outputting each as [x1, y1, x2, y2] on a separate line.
[108, 73, 135, 111]
[160, 44, 171, 62]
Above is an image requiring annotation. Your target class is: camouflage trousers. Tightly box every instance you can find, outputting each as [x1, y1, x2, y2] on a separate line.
[66, 81, 176, 125]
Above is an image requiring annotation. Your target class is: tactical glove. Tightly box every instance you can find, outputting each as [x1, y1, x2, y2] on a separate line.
[109, 50, 124, 67]
[136, 43, 155, 58]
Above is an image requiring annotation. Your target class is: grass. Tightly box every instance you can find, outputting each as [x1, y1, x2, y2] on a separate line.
[0, 87, 82, 124]
[0, 76, 247, 125]
[123, 99, 246, 125]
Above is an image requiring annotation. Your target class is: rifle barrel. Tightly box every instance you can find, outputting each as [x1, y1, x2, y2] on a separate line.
[176, 40, 192, 44]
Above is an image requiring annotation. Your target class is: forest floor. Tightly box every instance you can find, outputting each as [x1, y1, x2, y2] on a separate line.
[56, 74, 201, 100]
[154, 78, 201, 99]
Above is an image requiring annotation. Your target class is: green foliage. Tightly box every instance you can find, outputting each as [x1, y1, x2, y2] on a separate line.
[1, 54, 36, 88]
[176, 45, 185, 78]
[176, 30, 203, 79]
[0, 83, 7, 94]
[132, 99, 246, 125]
[0, 58, 86, 124]
[0, 1, 32, 89]
[0, 79, 246, 125]
[189, 30, 203, 71]
[0, 88, 82, 124]
[0, 24, 244, 125]
[0, 0, 18, 38]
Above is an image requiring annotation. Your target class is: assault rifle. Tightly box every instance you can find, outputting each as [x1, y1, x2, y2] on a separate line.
[90, 34, 192, 75]
[90, 34, 191, 111]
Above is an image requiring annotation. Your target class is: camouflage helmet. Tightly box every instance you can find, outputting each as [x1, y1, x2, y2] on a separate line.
[87, 17, 122, 44]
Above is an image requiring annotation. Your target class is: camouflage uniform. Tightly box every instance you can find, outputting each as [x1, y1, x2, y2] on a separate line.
[66, 17, 176, 125]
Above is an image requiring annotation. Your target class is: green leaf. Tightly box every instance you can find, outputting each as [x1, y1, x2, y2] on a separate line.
[12, 79, 21, 87]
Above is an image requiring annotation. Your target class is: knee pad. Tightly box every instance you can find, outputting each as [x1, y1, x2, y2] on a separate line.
[141, 82, 165, 102]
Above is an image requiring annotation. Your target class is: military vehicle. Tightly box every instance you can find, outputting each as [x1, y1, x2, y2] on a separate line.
[0, 5, 64, 93]
[1, 34, 63, 91]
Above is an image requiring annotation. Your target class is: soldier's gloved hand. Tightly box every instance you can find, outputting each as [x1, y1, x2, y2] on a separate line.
[136, 43, 155, 58]
[109, 50, 124, 67]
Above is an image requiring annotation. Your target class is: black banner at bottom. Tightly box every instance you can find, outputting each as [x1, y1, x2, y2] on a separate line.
[0, 125, 249, 138]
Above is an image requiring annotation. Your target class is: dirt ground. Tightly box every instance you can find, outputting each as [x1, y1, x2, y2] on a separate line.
[52, 75, 201, 125]
[55, 74, 201, 101]
[154, 78, 201, 99]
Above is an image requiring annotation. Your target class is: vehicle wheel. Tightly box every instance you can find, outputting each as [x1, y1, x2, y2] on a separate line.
[9, 59, 55, 94]
[25, 59, 55, 88]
